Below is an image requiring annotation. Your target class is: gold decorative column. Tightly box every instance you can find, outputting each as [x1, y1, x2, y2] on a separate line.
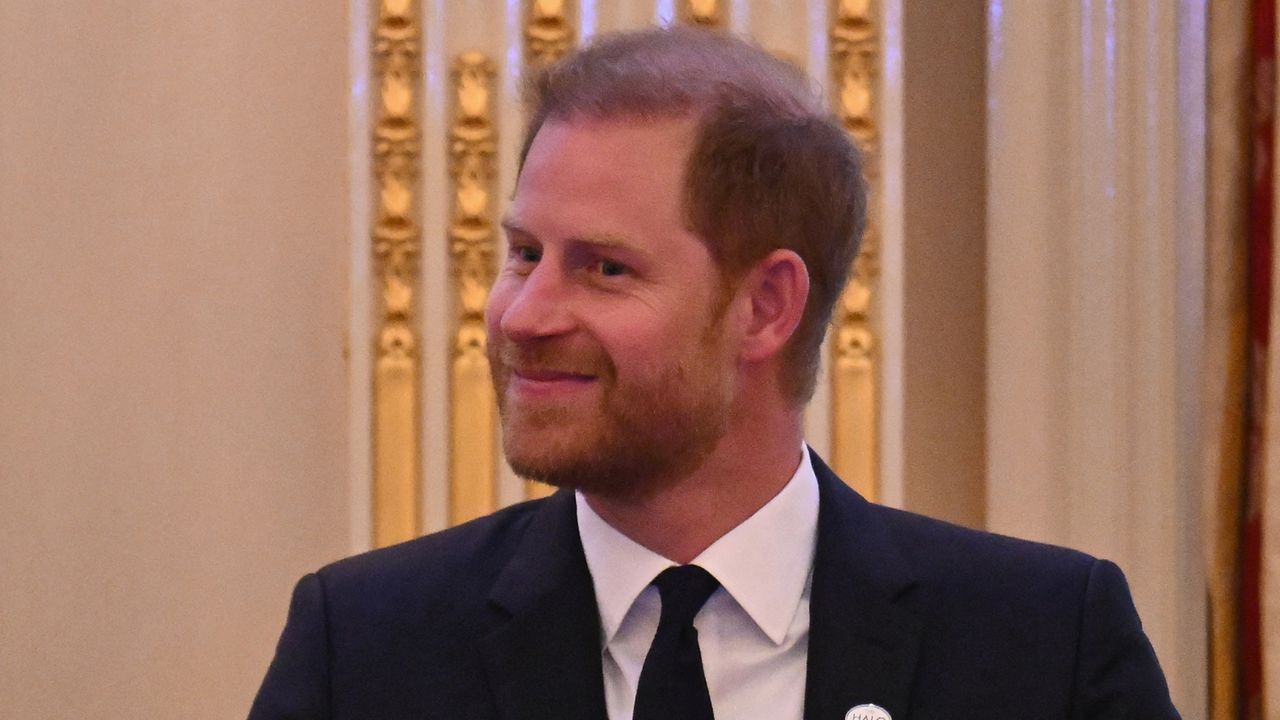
[521, 0, 575, 500]
[371, 0, 423, 547]
[829, 0, 880, 501]
[678, 0, 724, 28]
[448, 52, 500, 525]
[525, 0, 575, 67]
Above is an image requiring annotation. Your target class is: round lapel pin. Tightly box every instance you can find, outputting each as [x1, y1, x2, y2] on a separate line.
[845, 704, 891, 720]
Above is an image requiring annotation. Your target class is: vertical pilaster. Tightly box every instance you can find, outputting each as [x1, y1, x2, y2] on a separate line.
[448, 52, 500, 526]
[830, 0, 881, 502]
[371, 0, 424, 548]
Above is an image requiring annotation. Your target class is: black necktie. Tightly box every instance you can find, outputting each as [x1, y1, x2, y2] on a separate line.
[632, 564, 720, 720]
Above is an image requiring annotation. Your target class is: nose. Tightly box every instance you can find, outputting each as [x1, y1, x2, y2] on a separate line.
[492, 263, 576, 343]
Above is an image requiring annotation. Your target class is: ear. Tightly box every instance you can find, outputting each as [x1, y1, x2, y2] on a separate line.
[737, 249, 809, 364]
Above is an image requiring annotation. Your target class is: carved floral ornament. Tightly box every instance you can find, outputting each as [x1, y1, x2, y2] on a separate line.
[371, 0, 423, 546]
[448, 51, 501, 524]
[526, 0, 574, 65]
[830, 0, 881, 498]
[679, 0, 723, 28]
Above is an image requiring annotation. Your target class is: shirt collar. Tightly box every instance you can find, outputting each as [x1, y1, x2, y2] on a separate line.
[575, 445, 820, 646]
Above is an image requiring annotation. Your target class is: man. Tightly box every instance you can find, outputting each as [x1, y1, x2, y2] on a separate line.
[250, 28, 1179, 720]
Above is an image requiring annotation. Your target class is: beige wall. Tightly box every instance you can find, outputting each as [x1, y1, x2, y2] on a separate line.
[0, 3, 352, 718]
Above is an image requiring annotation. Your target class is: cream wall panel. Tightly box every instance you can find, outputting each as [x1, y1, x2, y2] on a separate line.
[587, 0, 664, 34]
[737, 0, 810, 64]
[0, 2, 351, 717]
[421, 0, 453, 534]
[877, 0, 906, 510]
[986, 0, 1207, 714]
[348, 0, 375, 555]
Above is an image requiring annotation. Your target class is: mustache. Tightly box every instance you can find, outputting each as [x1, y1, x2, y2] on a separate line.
[492, 340, 613, 378]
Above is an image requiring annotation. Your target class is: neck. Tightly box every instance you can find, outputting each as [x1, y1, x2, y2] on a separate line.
[584, 405, 804, 564]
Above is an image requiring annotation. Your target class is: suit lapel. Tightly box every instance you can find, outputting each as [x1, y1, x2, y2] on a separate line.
[804, 451, 922, 720]
[478, 491, 608, 720]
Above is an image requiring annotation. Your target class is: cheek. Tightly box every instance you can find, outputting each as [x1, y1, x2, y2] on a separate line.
[590, 314, 699, 374]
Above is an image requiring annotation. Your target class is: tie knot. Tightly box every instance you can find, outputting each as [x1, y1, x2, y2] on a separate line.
[652, 565, 720, 628]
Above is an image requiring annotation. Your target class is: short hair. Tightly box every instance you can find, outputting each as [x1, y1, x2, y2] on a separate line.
[519, 26, 867, 404]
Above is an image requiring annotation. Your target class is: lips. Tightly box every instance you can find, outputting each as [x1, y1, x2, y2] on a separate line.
[507, 367, 598, 399]
[512, 367, 596, 383]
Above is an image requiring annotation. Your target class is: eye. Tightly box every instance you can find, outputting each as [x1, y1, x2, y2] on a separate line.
[508, 244, 541, 269]
[597, 259, 628, 277]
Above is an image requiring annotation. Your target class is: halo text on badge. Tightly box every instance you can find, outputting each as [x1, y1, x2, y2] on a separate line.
[845, 704, 891, 720]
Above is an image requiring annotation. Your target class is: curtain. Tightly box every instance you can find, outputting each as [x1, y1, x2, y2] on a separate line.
[1207, 0, 1273, 717]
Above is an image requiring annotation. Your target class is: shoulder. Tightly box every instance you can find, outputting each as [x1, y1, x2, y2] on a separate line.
[870, 502, 1099, 594]
[810, 450, 1100, 605]
[828, 493, 1176, 715]
[312, 495, 555, 617]
[860, 501, 1137, 663]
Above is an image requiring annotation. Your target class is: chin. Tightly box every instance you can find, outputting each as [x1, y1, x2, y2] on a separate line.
[503, 437, 717, 504]
[503, 428, 596, 483]
[503, 440, 629, 497]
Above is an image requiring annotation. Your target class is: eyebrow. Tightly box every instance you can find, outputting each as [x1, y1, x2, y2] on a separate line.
[500, 219, 652, 261]
[499, 218, 531, 238]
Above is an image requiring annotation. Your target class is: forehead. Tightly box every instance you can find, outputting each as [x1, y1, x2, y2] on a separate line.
[508, 116, 701, 247]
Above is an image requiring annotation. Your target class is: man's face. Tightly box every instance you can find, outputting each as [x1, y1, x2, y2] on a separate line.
[486, 117, 740, 499]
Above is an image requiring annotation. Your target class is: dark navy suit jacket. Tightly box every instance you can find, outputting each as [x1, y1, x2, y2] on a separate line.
[249, 452, 1180, 719]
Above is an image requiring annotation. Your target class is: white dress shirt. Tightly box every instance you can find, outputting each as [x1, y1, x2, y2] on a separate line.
[575, 447, 820, 720]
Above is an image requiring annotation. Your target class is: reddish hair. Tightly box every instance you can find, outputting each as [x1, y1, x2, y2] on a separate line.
[520, 27, 867, 403]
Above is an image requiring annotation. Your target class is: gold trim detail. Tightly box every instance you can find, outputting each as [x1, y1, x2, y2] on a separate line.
[830, 0, 880, 500]
[371, 0, 423, 548]
[525, 0, 575, 67]
[678, 0, 724, 28]
[449, 52, 500, 525]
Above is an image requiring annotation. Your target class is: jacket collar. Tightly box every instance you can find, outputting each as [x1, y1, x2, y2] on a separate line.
[804, 450, 922, 720]
[479, 489, 609, 720]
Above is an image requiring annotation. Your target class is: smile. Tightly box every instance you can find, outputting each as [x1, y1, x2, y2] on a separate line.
[510, 368, 598, 396]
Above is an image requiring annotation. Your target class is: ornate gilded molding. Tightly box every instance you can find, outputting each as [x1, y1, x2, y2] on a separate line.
[524, 0, 575, 67]
[448, 52, 500, 525]
[371, 0, 422, 548]
[830, 0, 880, 501]
[678, 0, 724, 28]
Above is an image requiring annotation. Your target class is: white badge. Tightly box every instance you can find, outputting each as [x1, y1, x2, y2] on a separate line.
[845, 704, 891, 720]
